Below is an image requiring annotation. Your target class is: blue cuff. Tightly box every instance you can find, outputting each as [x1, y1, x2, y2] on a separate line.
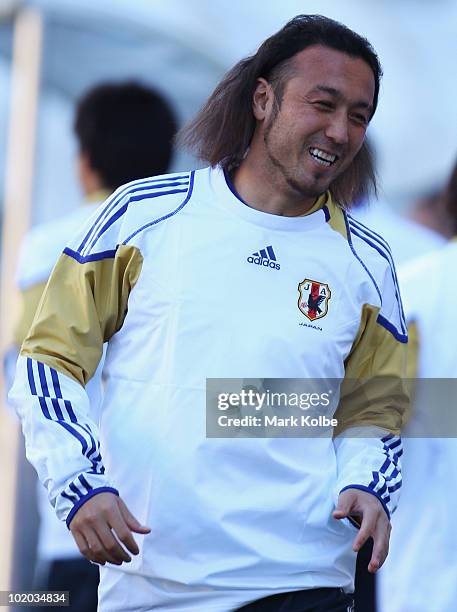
[66, 486, 119, 528]
[339, 484, 390, 520]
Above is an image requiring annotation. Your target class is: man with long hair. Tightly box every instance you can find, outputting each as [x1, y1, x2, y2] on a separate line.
[11, 15, 408, 612]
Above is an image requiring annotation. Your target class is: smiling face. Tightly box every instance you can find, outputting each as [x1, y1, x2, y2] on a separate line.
[252, 45, 376, 201]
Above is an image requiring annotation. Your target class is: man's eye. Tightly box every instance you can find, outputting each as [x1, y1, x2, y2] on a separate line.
[351, 114, 368, 125]
[315, 101, 334, 109]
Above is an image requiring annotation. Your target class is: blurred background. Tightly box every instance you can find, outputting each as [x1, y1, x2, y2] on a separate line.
[1, 0, 457, 610]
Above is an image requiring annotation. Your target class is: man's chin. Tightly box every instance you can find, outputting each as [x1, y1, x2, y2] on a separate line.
[287, 175, 333, 199]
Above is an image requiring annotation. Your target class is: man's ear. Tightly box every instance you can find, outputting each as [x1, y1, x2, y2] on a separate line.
[252, 78, 273, 121]
[77, 151, 90, 186]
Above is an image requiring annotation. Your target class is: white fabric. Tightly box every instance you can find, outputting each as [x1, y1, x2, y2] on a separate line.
[378, 241, 457, 612]
[11, 167, 406, 610]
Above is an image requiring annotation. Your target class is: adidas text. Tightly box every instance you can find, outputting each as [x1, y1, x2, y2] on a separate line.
[247, 256, 280, 270]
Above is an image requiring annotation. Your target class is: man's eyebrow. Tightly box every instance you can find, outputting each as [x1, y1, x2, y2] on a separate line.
[310, 85, 373, 112]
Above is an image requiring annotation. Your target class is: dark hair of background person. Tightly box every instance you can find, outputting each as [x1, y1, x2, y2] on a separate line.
[177, 14, 381, 208]
[75, 81, 177, 191]
[444, 158, 457, 234]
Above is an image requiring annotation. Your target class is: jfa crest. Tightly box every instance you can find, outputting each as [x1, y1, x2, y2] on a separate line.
[298, 279, 331, 321]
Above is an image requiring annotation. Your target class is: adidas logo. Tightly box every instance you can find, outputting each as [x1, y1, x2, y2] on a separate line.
[247, 245, 280, 270]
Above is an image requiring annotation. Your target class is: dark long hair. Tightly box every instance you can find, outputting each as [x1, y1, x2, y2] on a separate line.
[177, 15, 381, 208]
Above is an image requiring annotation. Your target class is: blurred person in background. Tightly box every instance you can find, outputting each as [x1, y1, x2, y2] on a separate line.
[351, 141, 447, 266]
[408, 186, 453, 240]
[10, 16, 408, 612]
[9, 80, 176, 611]
[377, 157, 457, 612]
[346, 144, 448, 611]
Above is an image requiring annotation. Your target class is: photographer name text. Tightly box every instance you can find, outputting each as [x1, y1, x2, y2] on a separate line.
[217, 414, 337, 428]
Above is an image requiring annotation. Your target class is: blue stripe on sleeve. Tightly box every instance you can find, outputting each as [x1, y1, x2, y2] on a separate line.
[376, 314, 408, 343]
[84, 202, 129, 254]
[88, 465, 105, 475]
[86, 187, 190, 253]
[27, 361, 104, 475]
[379, 457, 391, 475]
[37, 362, 49, 397]
[124, 171, 195, 244]
[381, 433, 394, 443]
[348, 215, 394, 256]
[78, 474, 93, 494]
[81, 428, 97, 460]
[348, 221, 407, 333]
[77, 175, 190, 253]
[370, 472, 379, 488]
[385, 437, 402, 450]
[50, 368, 62, 398]
[82, 181, 190, 255]
[128, 187, 189, 204]
[63, 247, 118, 263]
[343, 212, 383, 302]
[366, 437, 403, 512]
[377, 480, 388, 497]
[388, 480, 402, 493]
[61, 491, 79, 504]
[348, 214, 387, 244]
[27, 358, 37, 395]
[38, 396, 51, 420]
[344, 218, 407, 342]
[64, 399, 77, 423]
[348, 216, 406, 328]
[51, 398, 64, 420]
[69, 482, 83, 499]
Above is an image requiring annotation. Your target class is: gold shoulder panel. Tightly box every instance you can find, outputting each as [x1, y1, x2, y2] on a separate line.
[334, 303, 410, 436]
[21, 244, 143, 386]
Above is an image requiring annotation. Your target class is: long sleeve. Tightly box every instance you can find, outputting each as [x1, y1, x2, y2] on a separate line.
[11, 355, 117, 526]
[9, 189, 143, 526]
[332, 262, 409, 519]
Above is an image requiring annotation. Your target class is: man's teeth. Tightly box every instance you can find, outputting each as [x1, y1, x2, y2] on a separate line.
[309, 148, 337, 166]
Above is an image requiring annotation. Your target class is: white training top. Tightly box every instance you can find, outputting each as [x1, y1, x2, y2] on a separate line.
[378, 240, 457, 612]
[11, 167, 407, 611]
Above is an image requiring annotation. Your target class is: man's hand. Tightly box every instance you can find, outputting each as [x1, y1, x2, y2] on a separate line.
[333, 488, 391, 573]
[69, 492, 151, 566]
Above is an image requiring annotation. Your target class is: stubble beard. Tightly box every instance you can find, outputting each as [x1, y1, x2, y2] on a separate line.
[263, 116, 329, 201]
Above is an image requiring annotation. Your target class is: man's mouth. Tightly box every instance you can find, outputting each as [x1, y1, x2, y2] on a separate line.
[308, 147, 338, 167]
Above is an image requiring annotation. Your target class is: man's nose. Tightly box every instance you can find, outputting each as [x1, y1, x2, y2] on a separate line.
[325, 112, 349, 146]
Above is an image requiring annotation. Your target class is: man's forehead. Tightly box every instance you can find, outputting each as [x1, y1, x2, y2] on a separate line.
[287, 45, 375, 100]
[290, 44, 372, 71]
